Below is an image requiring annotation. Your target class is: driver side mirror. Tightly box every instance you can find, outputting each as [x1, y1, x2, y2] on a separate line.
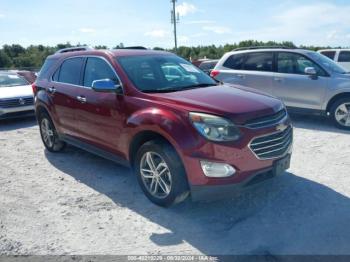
[92, 79, 123, 94]
[304, 67, 317, 76]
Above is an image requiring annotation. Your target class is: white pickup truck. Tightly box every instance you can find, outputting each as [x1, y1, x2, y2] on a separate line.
[318, 49, 350, 71]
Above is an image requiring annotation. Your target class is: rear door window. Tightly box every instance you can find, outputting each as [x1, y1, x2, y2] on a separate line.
[58, 57, 84, 85]
[338, 51, 350, 62]
[320, 51, 336, 60]
[243, 52, 273, 72]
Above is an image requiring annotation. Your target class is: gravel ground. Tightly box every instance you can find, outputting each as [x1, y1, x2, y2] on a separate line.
[0, 115, 350, 255]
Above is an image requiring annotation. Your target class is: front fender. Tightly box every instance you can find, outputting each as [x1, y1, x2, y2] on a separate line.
[124, 107, 200, 157]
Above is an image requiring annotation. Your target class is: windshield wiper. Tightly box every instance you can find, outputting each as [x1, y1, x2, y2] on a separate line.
[178, 83, 216, 90]
[141, 83, 216, 93]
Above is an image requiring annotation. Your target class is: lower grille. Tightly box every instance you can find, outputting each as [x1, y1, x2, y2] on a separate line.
[249, 126, 292, 159]
[0, 97, 34, 108]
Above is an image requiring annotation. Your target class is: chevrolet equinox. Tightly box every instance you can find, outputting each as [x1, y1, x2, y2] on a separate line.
[33, 47, 293, 206]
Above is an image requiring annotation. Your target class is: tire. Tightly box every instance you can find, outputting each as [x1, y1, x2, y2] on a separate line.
[38, 112, 66, 152]
[330, 98, 350, 130]
[134, 140, 189, 207]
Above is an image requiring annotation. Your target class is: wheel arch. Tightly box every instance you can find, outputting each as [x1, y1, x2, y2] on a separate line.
[326, 92, 350, 113]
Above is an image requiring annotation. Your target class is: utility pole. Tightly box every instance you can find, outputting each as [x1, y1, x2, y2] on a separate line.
[170, 0, 179, 53]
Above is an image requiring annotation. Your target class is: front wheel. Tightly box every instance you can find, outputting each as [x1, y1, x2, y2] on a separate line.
[134, 140, 189, 207]
[330, 98, 350, 130]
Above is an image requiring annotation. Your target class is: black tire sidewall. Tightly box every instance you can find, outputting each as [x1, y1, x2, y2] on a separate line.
[134, 140, 189, 207]
[330, 98, 350, 130]
[38, 112, 65, 152]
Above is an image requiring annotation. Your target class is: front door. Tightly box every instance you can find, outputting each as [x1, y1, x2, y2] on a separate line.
[272, 52, 329, 110]
[75, 56, 125, 155]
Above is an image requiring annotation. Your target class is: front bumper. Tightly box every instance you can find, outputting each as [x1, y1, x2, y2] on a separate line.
[191, 154, 291, 201]
[0, 106, 35, 119]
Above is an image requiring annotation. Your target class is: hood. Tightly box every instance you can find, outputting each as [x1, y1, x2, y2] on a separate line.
[151, 84, 284, 125]
[0, 85, 33, 99]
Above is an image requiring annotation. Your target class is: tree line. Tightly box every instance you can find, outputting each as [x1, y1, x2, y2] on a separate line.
[0, 40, 344, 70]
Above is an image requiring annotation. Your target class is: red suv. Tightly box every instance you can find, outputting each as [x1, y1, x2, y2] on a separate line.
[33, 47, 293, 206]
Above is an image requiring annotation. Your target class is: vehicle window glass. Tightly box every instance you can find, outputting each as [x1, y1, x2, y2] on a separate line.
[52, 68, 60, 82]
[338, 51, 350, 62]
[223, 54, 245, 70]
[320, 51, 336, 60]
[277, 52, 326, 76]
[308, 52, 346, 74]
[37, 58, 57, 80]
[58, 57, 84, 85]
[243, 52, 273, 72]
[0, 74, 28, 87]
[117, 55, 216, 93]
[83, 57, 118, 87]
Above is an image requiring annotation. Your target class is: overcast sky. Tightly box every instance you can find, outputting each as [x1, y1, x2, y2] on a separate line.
[0, 0, 349, 48]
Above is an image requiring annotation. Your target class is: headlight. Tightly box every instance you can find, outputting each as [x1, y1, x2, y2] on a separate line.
[189, 112, 241, 142]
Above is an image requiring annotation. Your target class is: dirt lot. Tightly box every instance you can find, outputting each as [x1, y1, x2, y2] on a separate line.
[0, 115, 350, 255]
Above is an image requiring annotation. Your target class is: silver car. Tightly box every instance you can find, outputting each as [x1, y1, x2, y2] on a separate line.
[212, 47, 350, 130]
[0, 72, 35, 119]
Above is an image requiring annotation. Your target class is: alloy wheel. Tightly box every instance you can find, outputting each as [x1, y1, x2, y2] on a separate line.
[335, 103, 350, 127]
[41, 118, 55, 148]
[140, 152, 172, 199]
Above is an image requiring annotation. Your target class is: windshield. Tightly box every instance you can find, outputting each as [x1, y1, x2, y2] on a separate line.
[308, 52, 348, 74]
[0, 74, 29, 87]
[117, 55, 216, 93]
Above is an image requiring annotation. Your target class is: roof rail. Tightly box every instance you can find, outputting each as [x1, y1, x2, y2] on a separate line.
[55, 46, 94, 54]
[233, 46, 297, 51]
[117, 46, 147, 50]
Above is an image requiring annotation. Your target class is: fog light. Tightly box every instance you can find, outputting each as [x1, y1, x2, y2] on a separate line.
[200, 161, 236, 178]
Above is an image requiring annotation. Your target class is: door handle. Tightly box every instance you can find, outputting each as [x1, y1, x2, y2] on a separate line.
[47, 87, 56, 94]
[236, 74, 245, 79]
[76, 95, 87, 103]
[274, 77, 283, 82]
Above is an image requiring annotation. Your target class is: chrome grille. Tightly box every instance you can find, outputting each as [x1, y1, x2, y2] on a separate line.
[0, 97, 34, 108]
[245, 109, 287, 129]
[249, 126, 292, 160]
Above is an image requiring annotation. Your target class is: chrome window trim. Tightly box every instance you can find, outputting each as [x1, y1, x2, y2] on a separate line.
[50, 55, 124, 94]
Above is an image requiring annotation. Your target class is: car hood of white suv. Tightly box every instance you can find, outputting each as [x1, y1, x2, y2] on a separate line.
[0, 85, 33, 99]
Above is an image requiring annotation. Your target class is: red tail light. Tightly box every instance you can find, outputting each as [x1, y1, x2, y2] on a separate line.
[32, 83, 37, 94]
[210, 70, 220, 78]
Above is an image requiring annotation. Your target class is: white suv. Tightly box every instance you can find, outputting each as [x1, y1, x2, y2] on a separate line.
[318, 49, 350, 71]
[212, 47, 350, 130]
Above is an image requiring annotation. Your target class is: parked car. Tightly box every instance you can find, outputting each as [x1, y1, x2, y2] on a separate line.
[198, 59, 219, 75]
[0, 72, 35, 119]
[318, 49, 350, 71]
[212, 47, 350, 130]
[33, 47, 292, 206]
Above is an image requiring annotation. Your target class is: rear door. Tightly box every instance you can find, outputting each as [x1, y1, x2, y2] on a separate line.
[50, 57, 84, 136]
[217, 52, 274, 95]
[272, 52, 329, 110]
[75, 56, 125, 155]
[338, 51, 350, 71]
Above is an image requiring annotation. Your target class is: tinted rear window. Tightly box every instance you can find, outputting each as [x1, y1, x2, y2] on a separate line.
[58, 57, 84, 85]
[338, 51, 350, 62]
[320, 51, 336, 60]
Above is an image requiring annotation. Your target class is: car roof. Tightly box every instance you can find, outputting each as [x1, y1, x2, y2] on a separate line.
[225, 48, 311, 56]
[47, 49, 173, 60]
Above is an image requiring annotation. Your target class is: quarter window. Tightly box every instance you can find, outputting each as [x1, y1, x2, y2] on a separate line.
[223, 53, 245, 70]
[58, 57, 84, 85]
[338, 51, 350, 62]
[320, 51, 336, 60]
[83, 57, 118, 87]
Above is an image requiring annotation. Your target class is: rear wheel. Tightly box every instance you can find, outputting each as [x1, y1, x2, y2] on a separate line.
[330, 98, 350, 130]
[38, 112, 66, 152]
[134, 140, 189, 207]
